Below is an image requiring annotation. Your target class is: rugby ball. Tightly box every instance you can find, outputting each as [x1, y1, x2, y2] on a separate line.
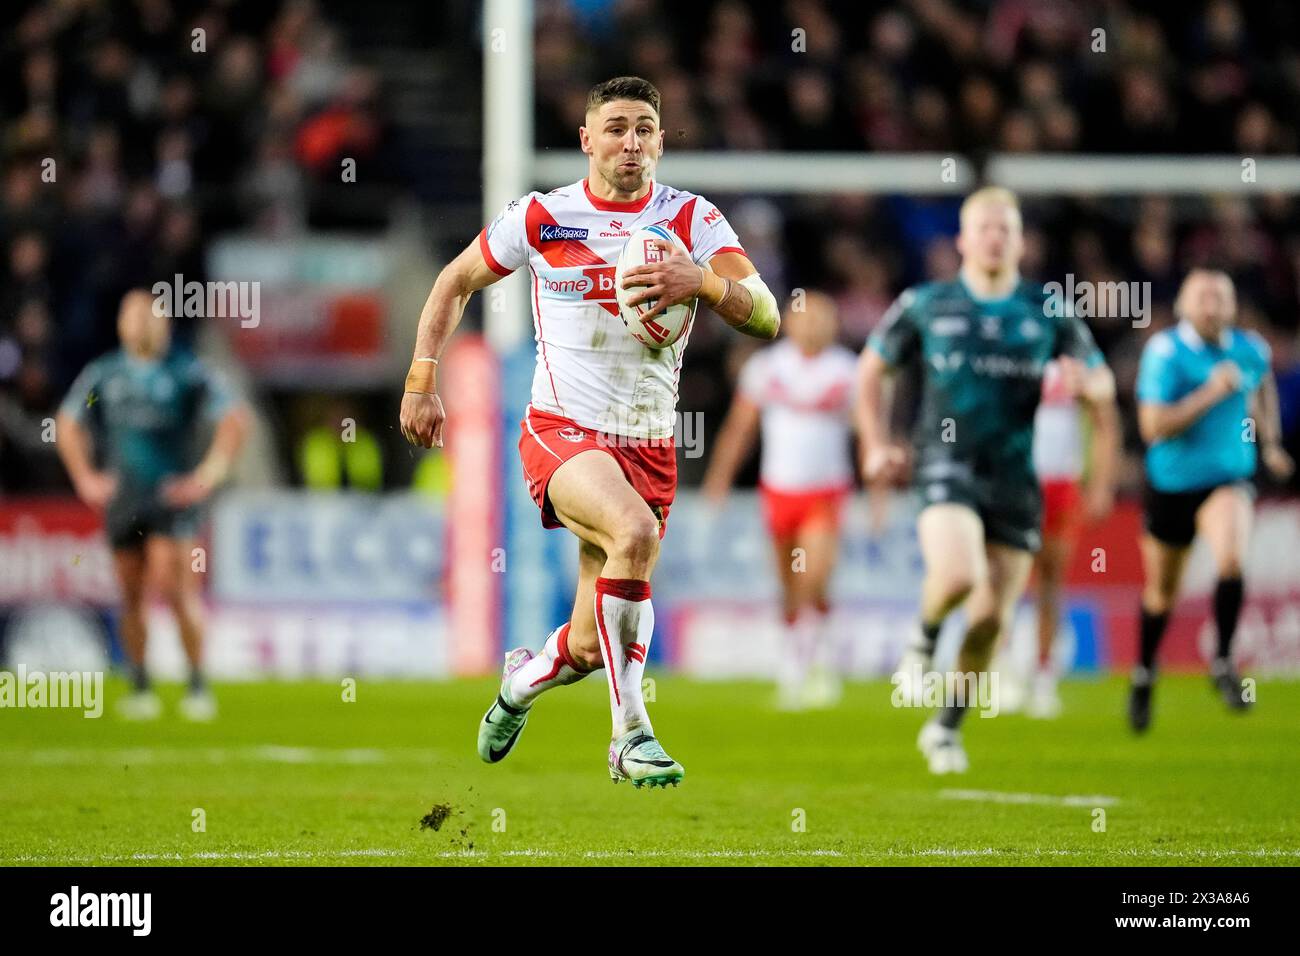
[615, 224, 697, 349]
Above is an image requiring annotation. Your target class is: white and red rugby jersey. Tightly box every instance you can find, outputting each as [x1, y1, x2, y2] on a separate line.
[478, 178, 747, 440]
[737, 339, 858, 493]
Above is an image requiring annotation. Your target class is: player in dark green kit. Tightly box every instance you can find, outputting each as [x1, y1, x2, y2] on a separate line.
[56, 290, 248, 721]
[857, 188, 1119, 773]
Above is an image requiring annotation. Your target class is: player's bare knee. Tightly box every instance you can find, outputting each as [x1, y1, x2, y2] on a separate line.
[1215, 553, 1245, 579]
[116, 572, 146, 608]
[609, 512, 660, 571]
[1142, 586, 1173, 615]
[171, 590, 202, 623]
[120, 593, 146, 619]
[154, 584, 182, 613]
[934, 572, 976, 609]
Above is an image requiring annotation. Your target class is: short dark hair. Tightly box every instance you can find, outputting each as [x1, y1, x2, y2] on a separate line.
[586, 76, 660, 118]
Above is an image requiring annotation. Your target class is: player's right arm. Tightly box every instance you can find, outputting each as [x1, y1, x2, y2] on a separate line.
[54, 362, 116, 510]
[856, 290, 917, 483]
[701, 354, 764, 502]
[1136, 336, 1240, 444]
[400, 221, 518, 449]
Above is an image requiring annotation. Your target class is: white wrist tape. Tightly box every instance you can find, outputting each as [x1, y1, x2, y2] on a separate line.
[735, 273, 780, 339]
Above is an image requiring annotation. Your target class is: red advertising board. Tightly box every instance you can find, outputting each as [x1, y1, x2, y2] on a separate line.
[0, 498, 116, 605]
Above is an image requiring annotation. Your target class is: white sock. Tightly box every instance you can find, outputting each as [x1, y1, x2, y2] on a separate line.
[778, 611, 812, 696]
[505, 623, 591, 708]
[808, 604, 836, 675]
[594, 577, 654, 738]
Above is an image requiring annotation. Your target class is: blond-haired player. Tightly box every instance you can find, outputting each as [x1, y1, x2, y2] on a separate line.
[857, 187, 1118, 773]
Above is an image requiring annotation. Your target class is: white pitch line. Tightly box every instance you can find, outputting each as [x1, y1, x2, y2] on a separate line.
[939, 788, 1121, 808]
[0, 849, 413, 864]
[883, 847, 1300, 860]
[5, 847, 1299, 865]
[5, 747, 417, 766]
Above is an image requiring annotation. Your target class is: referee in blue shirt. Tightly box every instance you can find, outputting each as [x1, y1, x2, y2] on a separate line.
[1131, 269, 1293, 731]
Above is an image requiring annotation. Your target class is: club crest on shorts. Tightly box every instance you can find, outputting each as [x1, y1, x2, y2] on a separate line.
[557, 426, 586, 443]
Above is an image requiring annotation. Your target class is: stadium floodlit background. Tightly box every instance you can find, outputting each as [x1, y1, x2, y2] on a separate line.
[2, 0, 1300, 867]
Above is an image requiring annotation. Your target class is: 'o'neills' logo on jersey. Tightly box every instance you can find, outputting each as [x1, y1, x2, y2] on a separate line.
[538, 224, 589, 242]
[557, 427, 587, 443]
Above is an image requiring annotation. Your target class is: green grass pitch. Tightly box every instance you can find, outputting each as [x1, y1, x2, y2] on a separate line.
[3, 673, 1297, 866]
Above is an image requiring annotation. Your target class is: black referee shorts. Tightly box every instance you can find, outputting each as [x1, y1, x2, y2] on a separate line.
[1142, 480, 1255, 548]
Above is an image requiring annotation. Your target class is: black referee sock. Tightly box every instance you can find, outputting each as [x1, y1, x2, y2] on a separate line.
[1138, 606, 1170, 674]
[916, 620, 942, 654]
[1214, 577, 1245, 661]
[130, 662, 150, 693]
[938, 701, 967, 730]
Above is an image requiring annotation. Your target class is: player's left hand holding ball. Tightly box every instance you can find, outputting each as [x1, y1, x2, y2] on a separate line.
[620, 240, 702, 319]
[1262, 441, 1295, 481]
[400, 390, 446, 449]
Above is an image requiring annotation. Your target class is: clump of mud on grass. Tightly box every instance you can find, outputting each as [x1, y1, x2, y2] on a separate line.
[419, 803, 454, 831]
[418, 802, 475, 851]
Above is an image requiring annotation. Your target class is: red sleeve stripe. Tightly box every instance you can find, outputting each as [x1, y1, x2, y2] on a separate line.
[710, 246, 749, 258]
[478, 229, 512, 277]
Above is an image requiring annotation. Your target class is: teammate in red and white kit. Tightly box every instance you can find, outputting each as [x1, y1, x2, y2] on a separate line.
[399, 77, 780, 788]
[703, 291, 857, 709]
[1026, 358, 1117, 717]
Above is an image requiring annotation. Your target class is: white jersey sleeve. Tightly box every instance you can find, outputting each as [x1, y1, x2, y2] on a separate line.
[688, 197, 746, 265]
[736, 349, 769, 404]
[478, 194, 535, 276]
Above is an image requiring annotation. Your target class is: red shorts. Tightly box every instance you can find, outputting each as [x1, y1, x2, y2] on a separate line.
[1040, 477, 1083, 541]
[759, 484, 849, 540]
[518, 405, 677, 535]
